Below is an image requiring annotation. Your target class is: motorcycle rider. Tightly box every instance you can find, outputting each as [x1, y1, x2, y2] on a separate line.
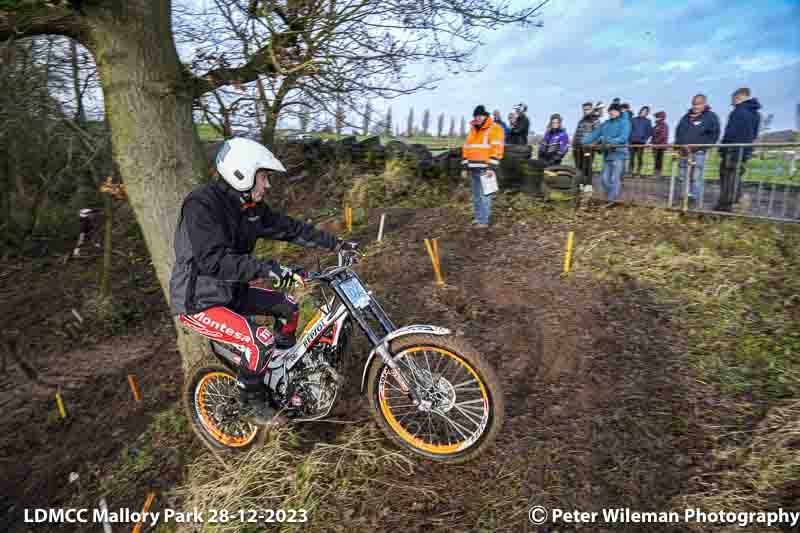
[169, 137, 357, 426]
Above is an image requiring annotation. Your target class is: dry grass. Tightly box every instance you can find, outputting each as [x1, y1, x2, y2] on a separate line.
[177, 424, 434, 532]
[674, 400, 800, 529]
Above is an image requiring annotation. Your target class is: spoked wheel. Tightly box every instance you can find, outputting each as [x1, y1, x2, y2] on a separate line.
[367, 334, 504, 463]
[183, 362, 262, 452]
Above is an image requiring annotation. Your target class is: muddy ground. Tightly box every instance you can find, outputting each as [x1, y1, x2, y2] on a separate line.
[0, 194, 761, 532]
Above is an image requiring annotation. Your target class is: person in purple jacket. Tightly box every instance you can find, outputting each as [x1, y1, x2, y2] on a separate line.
[538, 114, 569, 165]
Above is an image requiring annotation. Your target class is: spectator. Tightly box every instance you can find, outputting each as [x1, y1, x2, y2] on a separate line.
[508, 103, 530, 145]
[675, 94, 721, 203]
[573, 102, 601, 188]
[652, 111, 669, 178]
[629, 106, 653, 177]
[622, 103, 633, 123]
[461, 105, 505, 227]
[507, 112, 517, 143]
[539, 114, 569, 165]
[621, 103, 633, 174]
[73, 208, 102, 257]
[581, 102, 631, 207]
[714, 88, 761, 212]
[493, 110, 509, 138]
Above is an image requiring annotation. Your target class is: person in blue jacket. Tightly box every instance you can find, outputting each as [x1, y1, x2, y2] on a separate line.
[714, 88, 761, 212]
[674, 94, 720, 202]
[629, 106, 653, 177]
[493, 110, 509, 138]
[581, 103, 631, 205]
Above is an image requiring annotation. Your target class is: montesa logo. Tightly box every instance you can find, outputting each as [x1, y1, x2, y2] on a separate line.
[256, 327, 274, 345]
[302, 319, 328, 349]
[192, 312, 252, 343]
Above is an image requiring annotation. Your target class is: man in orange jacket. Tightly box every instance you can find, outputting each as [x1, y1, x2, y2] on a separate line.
[462, 105, 505, 227]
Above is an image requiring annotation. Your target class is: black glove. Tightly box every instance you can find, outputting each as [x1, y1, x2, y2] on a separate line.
[267, 263, 305, 289]
[335, 240, 359, 252]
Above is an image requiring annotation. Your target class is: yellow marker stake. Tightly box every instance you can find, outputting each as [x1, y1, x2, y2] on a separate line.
[128, 374, 141, 402]
[563, 231, 575, 274]
[424, 238, 445, 287]
[345, 207, 352, 233]
[132, 492, 156, 533]
[55, 390, 66, 419]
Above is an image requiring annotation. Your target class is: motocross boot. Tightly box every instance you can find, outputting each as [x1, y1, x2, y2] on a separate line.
[238, 387, 288, 428]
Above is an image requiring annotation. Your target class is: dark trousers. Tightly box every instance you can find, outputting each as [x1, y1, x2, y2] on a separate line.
[717, 152, 747, 211]
[653, 149, 665, 174]
[630, 147, 646, 175]
[574, 145, 595, 186]
[540, 152, 563, 166]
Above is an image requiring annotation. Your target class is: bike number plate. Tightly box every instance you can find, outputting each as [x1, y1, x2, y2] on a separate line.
[339, 277, 370, 309]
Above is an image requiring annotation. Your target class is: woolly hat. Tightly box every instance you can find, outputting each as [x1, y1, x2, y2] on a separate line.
[655, 111, 666, 119]
[473, 105, 489, 117]
[608, 103, 623, 113]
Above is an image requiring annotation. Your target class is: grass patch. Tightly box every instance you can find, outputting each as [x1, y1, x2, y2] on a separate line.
[177, 425, 428, 532]
[578, 207, 800, 516]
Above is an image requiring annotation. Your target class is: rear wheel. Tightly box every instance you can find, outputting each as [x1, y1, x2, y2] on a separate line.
[366, 334, 504, 463]
[183, 361, 262, 452]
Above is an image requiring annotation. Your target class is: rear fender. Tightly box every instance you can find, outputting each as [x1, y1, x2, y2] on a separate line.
[360, 325, 451, 392]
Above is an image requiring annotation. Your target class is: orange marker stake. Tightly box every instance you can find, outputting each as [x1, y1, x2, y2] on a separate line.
[424, 239, 445, 287]
[132, 492, 155, 533]
[127, 374, 141, 402]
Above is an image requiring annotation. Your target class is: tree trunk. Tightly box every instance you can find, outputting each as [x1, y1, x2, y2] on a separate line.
[100, 193, 112, 298]
[260, 75, 296, 147]
[69, 38, 86, 125]
[84, 1, 210, 369]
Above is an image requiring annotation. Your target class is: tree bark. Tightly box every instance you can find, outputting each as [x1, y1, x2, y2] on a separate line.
[81, 0, 210, 368]
[69, 38, 86, 124]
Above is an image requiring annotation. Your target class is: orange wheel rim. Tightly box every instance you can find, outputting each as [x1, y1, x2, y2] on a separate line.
[196, 371, 258, 447]
[378, 347, 490, 455]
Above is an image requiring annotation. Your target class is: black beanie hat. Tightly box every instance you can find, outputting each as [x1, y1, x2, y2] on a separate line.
[473, 105, 488, 117]
[608, 103, 623, 113]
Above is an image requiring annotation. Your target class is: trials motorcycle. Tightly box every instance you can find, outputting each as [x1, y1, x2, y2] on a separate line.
[182, 250, 504, 463]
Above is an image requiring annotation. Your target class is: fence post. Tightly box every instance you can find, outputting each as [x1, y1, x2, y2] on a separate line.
[683, 151, 693, 212]
[667, 156, 677, 208]
[734, 146, 744, 204]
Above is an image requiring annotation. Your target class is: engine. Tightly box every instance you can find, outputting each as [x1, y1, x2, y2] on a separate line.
[282, 344, 342, 419]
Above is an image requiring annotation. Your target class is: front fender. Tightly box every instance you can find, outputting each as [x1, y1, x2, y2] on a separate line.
[360, 325, 451, 392]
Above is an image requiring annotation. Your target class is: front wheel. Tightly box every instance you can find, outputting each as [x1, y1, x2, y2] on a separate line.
[366, 334, 504, 463]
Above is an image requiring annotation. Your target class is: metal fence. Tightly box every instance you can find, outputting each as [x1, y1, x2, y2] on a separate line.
[568, 143, 800, 222]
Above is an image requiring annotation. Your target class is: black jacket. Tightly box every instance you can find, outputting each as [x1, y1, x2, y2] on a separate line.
[169, 180, 337, 315]
[573, 115, 599, 146]
[509, 113, 530, 145]
[675, 107, 721, 147]
[720, 98, 761, 159]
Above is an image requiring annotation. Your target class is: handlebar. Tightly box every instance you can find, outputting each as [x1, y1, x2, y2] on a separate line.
[304, 249, 361, 283]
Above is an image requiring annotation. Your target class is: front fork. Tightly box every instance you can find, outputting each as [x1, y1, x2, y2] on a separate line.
[374, 344, 425, 407]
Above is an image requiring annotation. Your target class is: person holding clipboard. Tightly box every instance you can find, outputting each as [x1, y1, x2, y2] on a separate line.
[461, 105, 505, 228]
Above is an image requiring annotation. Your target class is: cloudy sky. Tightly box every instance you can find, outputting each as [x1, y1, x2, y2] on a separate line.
[384, 0, 800, 135]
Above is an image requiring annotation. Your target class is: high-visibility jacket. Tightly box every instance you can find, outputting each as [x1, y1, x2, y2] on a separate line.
[462, 117, 505, 169]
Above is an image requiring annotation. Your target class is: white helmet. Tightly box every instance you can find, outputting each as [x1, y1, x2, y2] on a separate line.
[214, 137, 286, 192]
[514, 103, 528, 113]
